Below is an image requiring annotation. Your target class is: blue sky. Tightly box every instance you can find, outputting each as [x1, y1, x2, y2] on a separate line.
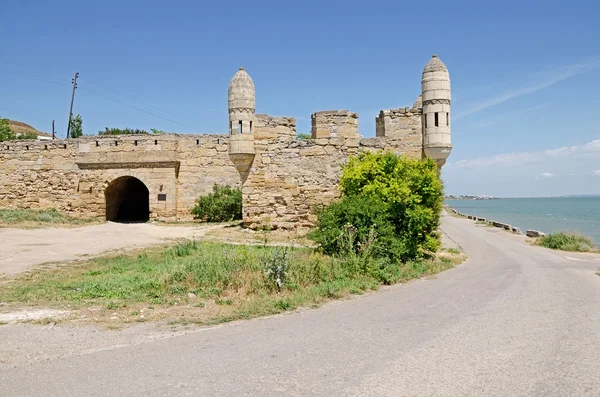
[2, 0, 599, 197]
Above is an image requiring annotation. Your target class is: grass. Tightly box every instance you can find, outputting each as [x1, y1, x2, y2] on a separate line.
[538, 231, 597, 252]
[0, 240, 464, 325]
[0, 208, 99, 228]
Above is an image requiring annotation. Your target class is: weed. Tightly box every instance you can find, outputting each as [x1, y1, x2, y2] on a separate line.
[539, 232, 596, 252]
[274, 299, 293, 311]
[263, 247, 289, 291]
[442, 247, 461, 255]
[215, 299, 233, 306]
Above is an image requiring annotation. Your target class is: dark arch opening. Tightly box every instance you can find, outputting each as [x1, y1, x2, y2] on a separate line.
[105, 176, 149, 223]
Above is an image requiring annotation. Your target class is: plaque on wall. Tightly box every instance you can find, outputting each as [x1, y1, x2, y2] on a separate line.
[158, 194, 167, 201]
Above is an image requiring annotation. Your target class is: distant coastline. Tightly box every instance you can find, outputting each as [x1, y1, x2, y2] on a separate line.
[445, 195, 498, 200]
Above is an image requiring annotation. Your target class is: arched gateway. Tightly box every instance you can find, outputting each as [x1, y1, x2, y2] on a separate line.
[104, 176, 149, 222]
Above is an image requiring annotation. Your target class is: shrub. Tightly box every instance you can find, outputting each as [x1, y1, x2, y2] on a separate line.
[16, 131, 39, 140]
[191, 184, 242, 222]
[539, 232, 595, 252]
[310, 152, 443, 263]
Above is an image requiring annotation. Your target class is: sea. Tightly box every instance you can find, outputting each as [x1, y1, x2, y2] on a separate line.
[445, 197, 600, 244]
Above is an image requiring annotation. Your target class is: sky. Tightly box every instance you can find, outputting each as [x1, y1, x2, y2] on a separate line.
[1, 0, 599, 197]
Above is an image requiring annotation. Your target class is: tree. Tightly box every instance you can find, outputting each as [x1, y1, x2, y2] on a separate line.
[69, 114, 83, 138]
[0, 118, 15, 141]
[151, 129, 165, 135]
[310, 152, 444, 262]
[297, 133, 312, 140]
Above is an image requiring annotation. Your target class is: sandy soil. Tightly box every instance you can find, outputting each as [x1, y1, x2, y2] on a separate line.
[0, 222, 220, 276]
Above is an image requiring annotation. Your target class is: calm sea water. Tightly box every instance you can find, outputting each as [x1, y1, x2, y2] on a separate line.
[445, 197, 600, 243]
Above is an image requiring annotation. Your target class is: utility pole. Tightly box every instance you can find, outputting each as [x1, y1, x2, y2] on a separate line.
[52, 120, 55, 139]
[66, 72, 79, 139]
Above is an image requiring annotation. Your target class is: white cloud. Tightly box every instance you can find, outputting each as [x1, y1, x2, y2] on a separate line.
[454, 60, 600, 120]
[538, 172, 555, 179]
[594, 170, 600, 176]
[448, 139, 600, 169]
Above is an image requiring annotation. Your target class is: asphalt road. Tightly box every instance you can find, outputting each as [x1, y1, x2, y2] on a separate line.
[2, 214, 600, 396]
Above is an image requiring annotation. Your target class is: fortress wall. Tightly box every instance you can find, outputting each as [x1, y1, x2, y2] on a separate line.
[241, 132, 401, 229]
[375, 107, 423, 157]
[240, 108, 427, 229]
[174, 135, 240, 220]
[0, 134, 240, 221]
[0, 139, 80, 212]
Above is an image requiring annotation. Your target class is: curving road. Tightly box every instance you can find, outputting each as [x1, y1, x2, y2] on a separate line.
[2, 214, 600, 396]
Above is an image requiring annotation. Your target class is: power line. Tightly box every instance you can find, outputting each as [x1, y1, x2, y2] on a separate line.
[78, 86, 195, 128]
[0, 57, 198, 129]
[79, 77, 194, 123]
[0, 68, 69, 86]
[0, 58, 73, 76]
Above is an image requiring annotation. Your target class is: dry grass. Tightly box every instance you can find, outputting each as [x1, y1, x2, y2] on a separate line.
[0, 208, 100, 228]
[8, 120, 50, 136]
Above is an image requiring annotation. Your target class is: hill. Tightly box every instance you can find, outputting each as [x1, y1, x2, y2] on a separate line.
[8, 120, 52, 137]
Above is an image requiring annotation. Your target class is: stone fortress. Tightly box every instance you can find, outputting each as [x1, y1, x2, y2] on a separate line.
[0, 55, 452, 229]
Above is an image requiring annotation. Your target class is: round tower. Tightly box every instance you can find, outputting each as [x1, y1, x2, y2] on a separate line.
[228, 67, 256, 175]
[421, 54, 452, 167]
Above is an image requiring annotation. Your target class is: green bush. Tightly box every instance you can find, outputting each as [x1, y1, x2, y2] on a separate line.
[310, 152, 443, 263]
[539, 232, 595, 252]
[69, 114, 83, 138]
[191, 184, 242, 222]
[16, 131, 39, 140]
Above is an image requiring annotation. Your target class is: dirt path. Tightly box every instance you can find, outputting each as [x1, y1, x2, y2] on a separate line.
[0, 222, 217, 276]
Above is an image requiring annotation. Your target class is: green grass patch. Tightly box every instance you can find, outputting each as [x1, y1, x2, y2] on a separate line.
[538, 231, 596, 252]
[0, 208, 98, 228]
[0, 240, 461, 324]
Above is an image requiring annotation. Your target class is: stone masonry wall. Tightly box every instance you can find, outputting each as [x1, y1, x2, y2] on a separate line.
[375, 99, 423, 158]
[254, 114, 296, 142]
[311, 110, 359, 140]
[0, 134, 240, 221]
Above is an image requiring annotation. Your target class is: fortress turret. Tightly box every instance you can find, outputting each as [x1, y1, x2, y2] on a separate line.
[421, 54, 452, 167]
[228, 67, 255, 176]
